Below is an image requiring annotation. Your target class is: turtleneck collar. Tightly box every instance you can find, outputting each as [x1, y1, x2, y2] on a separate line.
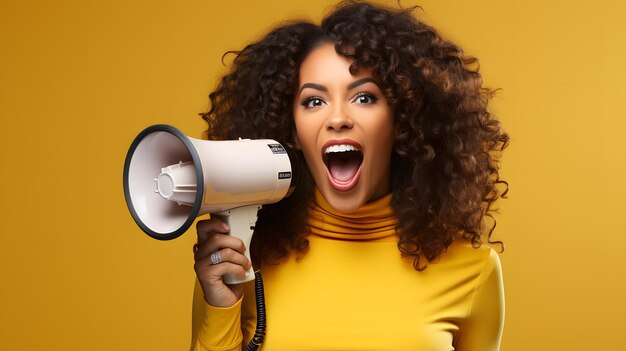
[306, 188, 398, 242]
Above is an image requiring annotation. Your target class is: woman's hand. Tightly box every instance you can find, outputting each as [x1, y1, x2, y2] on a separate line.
[193, 218, 252, 308]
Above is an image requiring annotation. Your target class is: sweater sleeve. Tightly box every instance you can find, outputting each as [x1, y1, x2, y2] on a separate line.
[455, 249, 505, 351]
[190, 280, 244, 351]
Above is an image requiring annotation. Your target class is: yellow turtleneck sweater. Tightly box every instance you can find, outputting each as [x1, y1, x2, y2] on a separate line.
[191, 191, 504, 351]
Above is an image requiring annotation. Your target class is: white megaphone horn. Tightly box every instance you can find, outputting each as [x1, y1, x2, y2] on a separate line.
[123, 124, 295, 284]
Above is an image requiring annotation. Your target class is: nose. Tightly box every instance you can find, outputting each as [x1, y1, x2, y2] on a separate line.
[325, 105, 353, 132]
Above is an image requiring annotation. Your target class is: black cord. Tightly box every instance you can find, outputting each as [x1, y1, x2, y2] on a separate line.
[243, 271, 266, 351]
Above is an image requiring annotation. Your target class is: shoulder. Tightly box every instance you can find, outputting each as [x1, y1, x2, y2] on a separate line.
[426, 239, 503, 285]
[441, 239, 500, 267]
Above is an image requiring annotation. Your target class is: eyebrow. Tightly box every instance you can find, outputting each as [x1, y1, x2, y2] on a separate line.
[347, 77, 379, 91]
[297, 77, 380, 96]
[298, 83, 327, 95]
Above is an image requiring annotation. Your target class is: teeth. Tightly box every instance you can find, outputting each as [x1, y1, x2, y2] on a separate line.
[325, 144, 359, 153]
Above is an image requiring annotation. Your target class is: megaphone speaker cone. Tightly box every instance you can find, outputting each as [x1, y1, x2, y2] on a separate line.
[123, 125, 204, 240]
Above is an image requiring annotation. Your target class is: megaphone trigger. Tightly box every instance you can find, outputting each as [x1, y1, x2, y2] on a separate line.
[212, 204, 262, 284]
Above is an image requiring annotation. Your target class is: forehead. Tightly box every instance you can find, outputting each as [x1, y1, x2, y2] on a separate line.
[299, 43, 373, 83]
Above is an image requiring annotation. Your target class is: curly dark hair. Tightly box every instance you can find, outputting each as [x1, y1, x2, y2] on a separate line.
[201, 0, 509, 270]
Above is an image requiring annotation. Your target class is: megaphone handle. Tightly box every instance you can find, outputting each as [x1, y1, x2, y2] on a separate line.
[213, 204, 261, 285]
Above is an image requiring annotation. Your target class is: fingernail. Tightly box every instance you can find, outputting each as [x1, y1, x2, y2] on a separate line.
[222, 223, 230, 231]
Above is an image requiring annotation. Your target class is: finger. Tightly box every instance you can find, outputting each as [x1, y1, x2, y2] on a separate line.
[194, 261, 250, 282]
[196, 218, 230, 242]
[195, 233, 247, 259]
[207, 248, 251, 269]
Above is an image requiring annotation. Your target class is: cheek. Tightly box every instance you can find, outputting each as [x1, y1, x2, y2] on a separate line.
[369, 112, 395, 150]
[293, 122, 318, 159]
[292, 114, 308, 150]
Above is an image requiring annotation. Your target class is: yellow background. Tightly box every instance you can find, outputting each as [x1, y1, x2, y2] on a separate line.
[1, 0, 624, 350]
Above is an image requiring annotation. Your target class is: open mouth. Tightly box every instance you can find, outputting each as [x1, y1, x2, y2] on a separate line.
[322, 143, 363, 191]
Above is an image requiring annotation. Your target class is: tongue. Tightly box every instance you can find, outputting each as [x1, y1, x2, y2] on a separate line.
[328, 157, 361, 182]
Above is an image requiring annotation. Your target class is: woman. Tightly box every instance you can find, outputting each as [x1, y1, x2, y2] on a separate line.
[191, 1, 508, 350]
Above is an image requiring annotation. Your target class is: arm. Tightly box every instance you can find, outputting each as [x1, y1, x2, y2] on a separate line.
[190, 280, 244, 351]
[190, 218, 253, 351]
[455, 249, 505, 351]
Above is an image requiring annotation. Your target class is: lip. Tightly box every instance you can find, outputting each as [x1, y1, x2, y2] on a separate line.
[321, 139, 363, 192]
[321, 139, 363, 155]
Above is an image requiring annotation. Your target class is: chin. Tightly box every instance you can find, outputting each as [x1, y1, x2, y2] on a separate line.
[317, 183, 370, 214]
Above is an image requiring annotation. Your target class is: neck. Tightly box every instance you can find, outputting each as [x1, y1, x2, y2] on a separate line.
[306, 188, 398, 241]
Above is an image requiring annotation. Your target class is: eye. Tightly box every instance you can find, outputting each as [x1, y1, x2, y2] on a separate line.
[301, 97, 326, 109]
[352, 92, 378, 105]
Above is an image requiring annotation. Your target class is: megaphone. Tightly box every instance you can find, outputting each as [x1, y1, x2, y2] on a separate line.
[123, 124, 295, 284]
